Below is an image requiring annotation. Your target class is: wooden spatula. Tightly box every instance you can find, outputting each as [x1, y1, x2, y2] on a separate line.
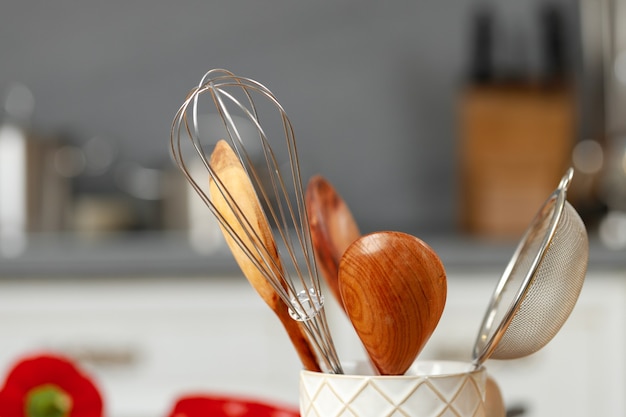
[209, 139, 320, 372]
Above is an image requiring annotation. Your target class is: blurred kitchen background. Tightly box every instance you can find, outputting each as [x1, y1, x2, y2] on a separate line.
[0, 1, 625, 416]
[1, 0, 626, 263]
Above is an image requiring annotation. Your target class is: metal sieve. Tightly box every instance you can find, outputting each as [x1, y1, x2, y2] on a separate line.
[472, 167, 589, 366]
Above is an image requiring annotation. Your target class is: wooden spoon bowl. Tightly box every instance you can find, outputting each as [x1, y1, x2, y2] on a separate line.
[338, 231, 447, 375]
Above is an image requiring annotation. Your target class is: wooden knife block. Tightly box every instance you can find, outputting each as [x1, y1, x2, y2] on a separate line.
[458, 84, 576, 239]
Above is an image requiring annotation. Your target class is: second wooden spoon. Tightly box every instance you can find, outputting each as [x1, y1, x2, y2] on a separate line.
[305, 175, 360, 312]
[338, 231, 447, 375]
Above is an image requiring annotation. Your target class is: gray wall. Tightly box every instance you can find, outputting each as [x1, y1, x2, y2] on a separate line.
[0, 0, 582, 235]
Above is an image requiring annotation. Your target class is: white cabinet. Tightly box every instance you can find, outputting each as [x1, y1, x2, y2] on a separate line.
[0, 269, 623, 417]
[422, 270, 626, 417]
[0, 277, 303, 417]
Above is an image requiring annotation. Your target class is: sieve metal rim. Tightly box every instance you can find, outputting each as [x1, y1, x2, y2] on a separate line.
[471, 167, 574, 366]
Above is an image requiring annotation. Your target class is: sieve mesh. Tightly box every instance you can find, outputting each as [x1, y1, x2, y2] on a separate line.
[472, 168, 590, 365]
[491, 201, 588, 359]
[476, 198, 552, 357]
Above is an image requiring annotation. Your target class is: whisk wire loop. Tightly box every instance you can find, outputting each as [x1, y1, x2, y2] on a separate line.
[173, 104, 288, 298]
[212, 84, 316, 313]
[171, 69, 341, 373]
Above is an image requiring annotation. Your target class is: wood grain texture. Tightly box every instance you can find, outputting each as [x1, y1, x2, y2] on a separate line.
[305, 175, 360, 312]
[209, 140, 320, 372]
[338, 231, 447, 375]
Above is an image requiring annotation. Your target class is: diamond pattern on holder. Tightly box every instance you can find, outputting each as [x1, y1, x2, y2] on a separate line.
[300, 371, 486, 417]
[348, 382, 396, 416]
[400, 381, 447, 416]
[426, 376, 481, 416]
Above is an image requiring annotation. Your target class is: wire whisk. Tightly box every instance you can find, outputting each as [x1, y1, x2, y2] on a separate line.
[170, 69, 342, 374]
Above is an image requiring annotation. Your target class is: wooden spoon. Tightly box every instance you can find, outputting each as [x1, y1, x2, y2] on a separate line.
[209, 139, 321, 372]
[305, 175, 360, 312]
[338, 231, 447, 375]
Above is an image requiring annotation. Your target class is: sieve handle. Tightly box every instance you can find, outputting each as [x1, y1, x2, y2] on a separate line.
[558, 167, 574, 191]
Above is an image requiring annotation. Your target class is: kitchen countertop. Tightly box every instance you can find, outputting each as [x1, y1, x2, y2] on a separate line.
[0, 231, 624, 278]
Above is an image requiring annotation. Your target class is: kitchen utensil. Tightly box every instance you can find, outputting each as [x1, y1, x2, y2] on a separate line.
[306, 181, 506, 413]
[472, 167, 588, 366]
[305, 175, 360, 312]
[338, 231, 447, 375]
[170, 69, 342, 374]
[209, 140, 320, 372]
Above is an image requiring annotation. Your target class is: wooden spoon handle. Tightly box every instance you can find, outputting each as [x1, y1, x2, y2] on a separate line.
[209, 139, 320, 372]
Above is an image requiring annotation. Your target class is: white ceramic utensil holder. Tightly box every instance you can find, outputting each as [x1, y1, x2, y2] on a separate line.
[300, 361, 487, 417]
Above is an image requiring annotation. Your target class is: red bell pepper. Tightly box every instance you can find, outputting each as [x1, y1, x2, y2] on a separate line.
[168, 394, 300, 417]
[0, 353, 103, 417]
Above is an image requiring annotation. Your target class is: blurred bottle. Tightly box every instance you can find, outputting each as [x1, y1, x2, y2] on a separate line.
[0, 83, 72, 257]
